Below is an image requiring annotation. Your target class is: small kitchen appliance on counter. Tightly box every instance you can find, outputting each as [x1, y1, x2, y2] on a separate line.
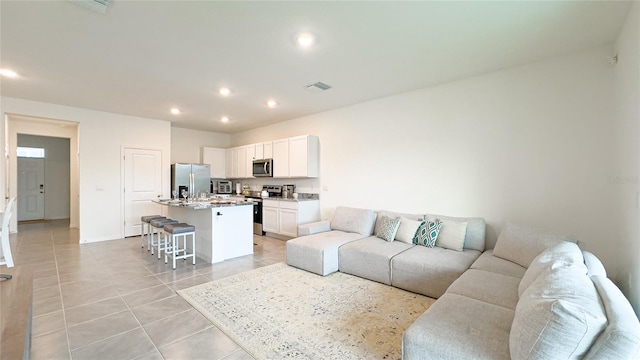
[217, 181, 232, 194]
[263, 185, 282, 198]
[282, 184, 295, 198]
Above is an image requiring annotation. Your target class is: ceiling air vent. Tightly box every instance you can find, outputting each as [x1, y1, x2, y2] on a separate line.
[305, 82, 332, 93]
[70, 0, 109, 13]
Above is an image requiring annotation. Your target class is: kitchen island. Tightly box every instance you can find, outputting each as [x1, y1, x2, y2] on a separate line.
[156, 199, 254, 263]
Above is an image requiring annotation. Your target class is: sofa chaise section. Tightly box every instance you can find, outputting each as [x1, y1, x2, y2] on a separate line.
[286, 206, 377, 276]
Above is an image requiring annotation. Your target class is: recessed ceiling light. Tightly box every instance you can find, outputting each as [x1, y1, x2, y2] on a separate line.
[221, 116, 230, 123]
[0, 69, 19, 78]
[266, 100, 278, 108]
[170, 107, 181, 115]
[219, 87, 231, 96]
[296, 32, 315, 48]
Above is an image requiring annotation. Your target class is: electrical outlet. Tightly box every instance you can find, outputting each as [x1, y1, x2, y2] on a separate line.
[323, 185, 328, 191]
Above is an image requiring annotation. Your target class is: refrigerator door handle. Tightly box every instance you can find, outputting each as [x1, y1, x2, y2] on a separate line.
[189, 173, 194, 198]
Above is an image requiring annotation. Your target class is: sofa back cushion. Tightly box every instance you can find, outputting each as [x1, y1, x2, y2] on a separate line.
[425, 214, 486, 252]
[583, 251, 607, 277]
[518, 241, 584, 297]
[330, 206, 378, 237]
[510, 266, 607, 360]
[583, 275, 640, 360]
[493, 222, 571, 268]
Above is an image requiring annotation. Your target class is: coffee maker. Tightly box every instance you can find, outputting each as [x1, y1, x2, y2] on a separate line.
[282, 184, 295, 198]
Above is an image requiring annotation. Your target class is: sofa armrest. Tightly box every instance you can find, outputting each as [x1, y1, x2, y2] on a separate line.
[298, 221, 331, 236]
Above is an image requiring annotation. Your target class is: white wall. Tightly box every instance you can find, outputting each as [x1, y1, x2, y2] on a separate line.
[613, 2, 640, 315]
[171, 127, 231, 164]
[17, 134, 70, 220]
[0, 97, 172, 243]
[232, 46, 624, 284]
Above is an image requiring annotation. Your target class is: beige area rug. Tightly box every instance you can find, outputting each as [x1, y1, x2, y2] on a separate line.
[177, 263, 435, 359]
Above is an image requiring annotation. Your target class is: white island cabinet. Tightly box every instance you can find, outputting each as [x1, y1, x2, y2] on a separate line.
[166, 204, 253, 263]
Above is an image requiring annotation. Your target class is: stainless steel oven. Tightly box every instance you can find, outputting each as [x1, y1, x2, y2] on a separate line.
[252, 159, 273, 177]
[247, 196, 264, 235]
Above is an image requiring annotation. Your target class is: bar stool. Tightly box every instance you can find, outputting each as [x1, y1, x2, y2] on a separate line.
[149, 218, 179, 258]
[140, 215, 165, 249]
[163, 223, 196, 270]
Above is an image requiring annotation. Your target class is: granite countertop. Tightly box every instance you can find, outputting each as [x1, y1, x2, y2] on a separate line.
[262, 196, 319, 202]
[154, 199, 254, 210]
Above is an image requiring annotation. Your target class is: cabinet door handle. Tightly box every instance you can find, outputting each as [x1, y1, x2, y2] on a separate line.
[217, 212, 223, 216]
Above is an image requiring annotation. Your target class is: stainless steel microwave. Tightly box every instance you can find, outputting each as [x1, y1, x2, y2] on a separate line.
[252, 158, 273, 177]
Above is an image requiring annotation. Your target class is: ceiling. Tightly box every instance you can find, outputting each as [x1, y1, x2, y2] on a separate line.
[0, 1, 632, 134]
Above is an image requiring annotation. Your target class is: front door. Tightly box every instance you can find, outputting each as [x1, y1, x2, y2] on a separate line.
[123, 148, 162, 237]
[17, 158, 45, 221]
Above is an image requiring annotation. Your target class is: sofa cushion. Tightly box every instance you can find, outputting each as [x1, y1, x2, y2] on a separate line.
[510, 265, 607, 360]
[583, 251, 607, 277]
[286, 230, 365, 276]
[518, 241, 585, 297]
[330, 206, 377, 237]
[395, 217, 424, 244]
[338, 236, 413, 285]
[414, 220, 443, 247]
[447, 269, 520, 310]
[374, 210, 424, 236]
[583, 275, 640, 360]
[403, 293, 513, 360]
[470, 250, 526, 278]
[391, 246, 481, 298]
[493, 222, 570, 268]
[435, 219, 467, 251]
[426, 214, 486, 252]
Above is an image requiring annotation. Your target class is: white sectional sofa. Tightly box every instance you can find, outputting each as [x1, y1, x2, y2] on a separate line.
[285, 206, 640, 359]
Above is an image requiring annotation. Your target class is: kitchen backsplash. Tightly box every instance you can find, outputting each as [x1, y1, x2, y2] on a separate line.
[297, 193, 319, 200]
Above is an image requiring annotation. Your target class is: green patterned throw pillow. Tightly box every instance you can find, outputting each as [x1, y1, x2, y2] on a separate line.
[414, 220, 443, 247]
[376, 216, 401, 242]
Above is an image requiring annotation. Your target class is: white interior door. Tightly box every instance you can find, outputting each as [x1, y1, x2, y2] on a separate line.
[124, 148, 162, 237]
[17, 158, 45, 221]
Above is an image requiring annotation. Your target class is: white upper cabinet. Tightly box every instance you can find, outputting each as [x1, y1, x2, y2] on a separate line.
[226, 147, 238, 179]
[201, 147, 226, 178]
[263, 142, 273, 159]
[224, 136, 318, 179]
[245, 145, 255, 178]
[289, 135, 319, 178]
[254, 143, 264, 160]
[273, 139, 290, 178]
[236, 146, 248, 178]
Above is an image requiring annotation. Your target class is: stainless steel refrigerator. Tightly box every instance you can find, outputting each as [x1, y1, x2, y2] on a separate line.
[171, 163, 211, 198]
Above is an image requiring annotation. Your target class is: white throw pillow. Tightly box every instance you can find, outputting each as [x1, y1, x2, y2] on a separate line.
[394, 217, 424, 244]
[435, 219, 467, 251]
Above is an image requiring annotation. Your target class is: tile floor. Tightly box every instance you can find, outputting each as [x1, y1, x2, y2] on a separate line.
[12, 219, 286, 360]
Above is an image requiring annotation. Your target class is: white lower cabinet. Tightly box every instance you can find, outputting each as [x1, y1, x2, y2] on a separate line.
[262, 202, 279, 233]
[262, 199, 319, 237]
